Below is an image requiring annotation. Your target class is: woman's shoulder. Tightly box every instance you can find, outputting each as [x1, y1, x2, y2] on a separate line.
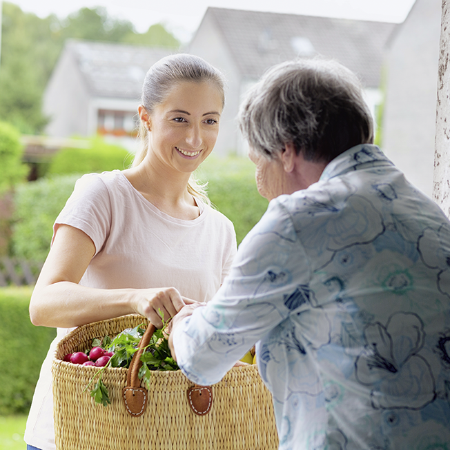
[73, 170, 126, 196]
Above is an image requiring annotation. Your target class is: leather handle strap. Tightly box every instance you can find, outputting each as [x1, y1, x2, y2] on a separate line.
[126, 322, 156, 388]
[123, 322, 155, 417]
[123, 320, 213, 417]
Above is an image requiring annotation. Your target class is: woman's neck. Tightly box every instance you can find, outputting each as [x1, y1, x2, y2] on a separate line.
[123, 154, 199, 220]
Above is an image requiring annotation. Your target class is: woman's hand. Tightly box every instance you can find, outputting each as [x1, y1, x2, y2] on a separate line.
[132, 287, 192, 329]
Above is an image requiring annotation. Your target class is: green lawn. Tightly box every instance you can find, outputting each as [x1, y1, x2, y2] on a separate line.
[0, 416, 27, 450]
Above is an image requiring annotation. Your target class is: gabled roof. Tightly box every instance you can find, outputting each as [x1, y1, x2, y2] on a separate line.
[204, 7, 397, 87]
[66, 40, 172, 99]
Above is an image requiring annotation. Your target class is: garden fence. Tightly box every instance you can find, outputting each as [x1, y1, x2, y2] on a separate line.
[0, 258, 43, 286]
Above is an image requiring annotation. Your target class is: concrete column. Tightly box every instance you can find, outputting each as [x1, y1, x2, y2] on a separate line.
[434, 0, 450, 215]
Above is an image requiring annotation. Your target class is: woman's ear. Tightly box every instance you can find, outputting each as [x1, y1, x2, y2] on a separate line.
[138, 105, 151, 131]
[281, 142, 297, 173]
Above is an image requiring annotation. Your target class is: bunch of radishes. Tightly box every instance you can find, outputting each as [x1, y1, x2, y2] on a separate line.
[63, 347, 114, 367]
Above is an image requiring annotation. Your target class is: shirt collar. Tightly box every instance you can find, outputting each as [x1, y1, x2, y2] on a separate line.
[319, 144, 394, 182]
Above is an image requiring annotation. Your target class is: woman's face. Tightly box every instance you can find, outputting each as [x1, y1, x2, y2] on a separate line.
[248, 147, 287, 201]
[144, 80, 223, 173]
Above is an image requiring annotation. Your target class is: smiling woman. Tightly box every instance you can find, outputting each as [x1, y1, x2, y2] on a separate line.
[25, 54, 237, 450]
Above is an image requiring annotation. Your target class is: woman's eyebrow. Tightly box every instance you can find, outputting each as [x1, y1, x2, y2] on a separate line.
[168, 109, 221, 116]
[168, 109, 190, 115]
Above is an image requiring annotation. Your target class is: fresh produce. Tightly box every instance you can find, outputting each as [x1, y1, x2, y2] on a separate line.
[94, 356, 110, 367]
[89, 347, 105, 361]
[65, 312, 179, 407]
[70, 352, 89, 365]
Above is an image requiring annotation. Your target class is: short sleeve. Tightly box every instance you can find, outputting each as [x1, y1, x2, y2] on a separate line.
[53, 173, 112, 255]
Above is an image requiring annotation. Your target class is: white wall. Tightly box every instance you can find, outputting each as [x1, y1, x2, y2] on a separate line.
[43, 46, 91, 138]
[383, 0, 441, 198]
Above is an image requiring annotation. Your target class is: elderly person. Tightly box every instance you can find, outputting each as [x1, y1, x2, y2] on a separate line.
[169, 58, 450, 449]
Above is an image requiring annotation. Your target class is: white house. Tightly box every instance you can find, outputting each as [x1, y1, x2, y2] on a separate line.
[43, 40, 171, 151]
[187, 7, 397, 156]
[383, 0, 441, 198]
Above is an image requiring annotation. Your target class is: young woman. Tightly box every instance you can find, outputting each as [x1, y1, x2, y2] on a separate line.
[24, 54, 237, 450]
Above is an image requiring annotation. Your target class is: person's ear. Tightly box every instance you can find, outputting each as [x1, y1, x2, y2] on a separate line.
[280, 142, 297, 173]
[138, 105, 151, 131]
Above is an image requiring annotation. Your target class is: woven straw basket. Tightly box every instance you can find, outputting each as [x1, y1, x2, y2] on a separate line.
[52, 314, 279, 449]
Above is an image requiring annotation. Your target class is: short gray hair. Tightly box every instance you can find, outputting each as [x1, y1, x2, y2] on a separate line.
[238, 58, 374, 163]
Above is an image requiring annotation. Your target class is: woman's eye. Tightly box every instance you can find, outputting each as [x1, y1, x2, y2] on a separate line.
[173, 117, 186, 123]
[205, 119, 218, 125]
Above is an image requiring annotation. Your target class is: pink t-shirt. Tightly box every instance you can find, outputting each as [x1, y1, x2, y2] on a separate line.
[25, 170, 237, 449]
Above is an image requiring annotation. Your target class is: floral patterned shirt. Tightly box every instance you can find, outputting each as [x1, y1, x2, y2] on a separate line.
[173, 144, 450, 449]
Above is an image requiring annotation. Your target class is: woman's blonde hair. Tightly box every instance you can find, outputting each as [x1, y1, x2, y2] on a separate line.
[133, 54, 225, 205]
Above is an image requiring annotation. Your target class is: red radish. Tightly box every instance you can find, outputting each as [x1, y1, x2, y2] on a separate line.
[63, 353, 73, 362]
[104, 351, 114, 357]
[83, 361, 95, 366]
[95, 356, 111, 367]
[70, 352, 89, 365]
[89, 347, 105, 361]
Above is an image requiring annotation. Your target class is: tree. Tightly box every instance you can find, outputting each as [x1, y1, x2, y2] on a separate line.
[0, 2, 59, 133]
[123, 23, 179, 48]
[60, 7, 135, 42]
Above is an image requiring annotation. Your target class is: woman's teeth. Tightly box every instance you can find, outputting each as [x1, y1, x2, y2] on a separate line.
[176, 147, 201, 156]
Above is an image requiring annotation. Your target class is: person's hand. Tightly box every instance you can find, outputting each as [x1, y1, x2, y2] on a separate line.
[132, 287, 188, 329]
[168, 302, 206, 361]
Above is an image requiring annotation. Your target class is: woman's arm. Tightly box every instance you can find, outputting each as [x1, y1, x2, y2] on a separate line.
[29, 224, 186, 329]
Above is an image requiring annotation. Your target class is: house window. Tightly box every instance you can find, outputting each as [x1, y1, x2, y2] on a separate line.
[97, 110, 138, 137]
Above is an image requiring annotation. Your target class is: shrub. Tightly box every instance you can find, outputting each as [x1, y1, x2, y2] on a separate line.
[0, 121, 28, 192]
[11, 175, 79, 261]
[47, 137, 133, 176]
[0, 287, 56, 415]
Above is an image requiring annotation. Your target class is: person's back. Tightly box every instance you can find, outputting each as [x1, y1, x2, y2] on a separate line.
[269, 143, 450, 448]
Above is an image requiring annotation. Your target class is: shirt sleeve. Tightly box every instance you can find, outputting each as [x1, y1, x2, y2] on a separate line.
[52, 173, 112, 255]
[173, 197, 312, 386]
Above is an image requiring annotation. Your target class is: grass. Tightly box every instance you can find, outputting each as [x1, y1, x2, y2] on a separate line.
[0, 415, 27, 449]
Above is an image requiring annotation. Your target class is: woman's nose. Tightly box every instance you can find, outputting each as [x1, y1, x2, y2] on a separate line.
[186, 124, 202, 148]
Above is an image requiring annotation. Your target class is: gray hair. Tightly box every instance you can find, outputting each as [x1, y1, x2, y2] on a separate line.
[238, 58, 374, 163]
[133, 53, 225, 203]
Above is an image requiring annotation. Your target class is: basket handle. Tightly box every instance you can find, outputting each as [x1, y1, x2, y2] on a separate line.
[127, 322, 156, 388]
[122, 320, 213, 417]
[122, 322, 155, 417]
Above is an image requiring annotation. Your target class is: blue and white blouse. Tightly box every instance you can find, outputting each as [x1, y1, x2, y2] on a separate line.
[173, 144, 450, 449]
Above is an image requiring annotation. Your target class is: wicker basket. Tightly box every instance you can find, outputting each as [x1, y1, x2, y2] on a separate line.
[52, 314, 279, 449]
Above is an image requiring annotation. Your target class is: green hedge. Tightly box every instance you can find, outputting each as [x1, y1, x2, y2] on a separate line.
[11, 175, 79, 261]
[0, 287, 56, 415]
[46, 137, 133, 176]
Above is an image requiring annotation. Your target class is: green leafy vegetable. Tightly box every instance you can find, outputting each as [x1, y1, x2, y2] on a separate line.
[90, 378, 111, 407]
[86, 312, 178, 407]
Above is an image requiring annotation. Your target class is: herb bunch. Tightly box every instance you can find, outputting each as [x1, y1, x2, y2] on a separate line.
[85, 317, 178, 407]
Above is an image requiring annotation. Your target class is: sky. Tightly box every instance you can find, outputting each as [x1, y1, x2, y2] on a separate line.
[4, 0, 417, 43]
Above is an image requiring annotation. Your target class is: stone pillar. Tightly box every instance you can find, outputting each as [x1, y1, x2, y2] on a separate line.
[434, 0, 450, 215]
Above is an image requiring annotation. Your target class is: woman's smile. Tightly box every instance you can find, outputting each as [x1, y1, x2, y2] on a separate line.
[175, 147, 203, 158]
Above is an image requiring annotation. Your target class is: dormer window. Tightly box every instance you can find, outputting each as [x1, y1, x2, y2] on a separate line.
[291, 37, 315, 57]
